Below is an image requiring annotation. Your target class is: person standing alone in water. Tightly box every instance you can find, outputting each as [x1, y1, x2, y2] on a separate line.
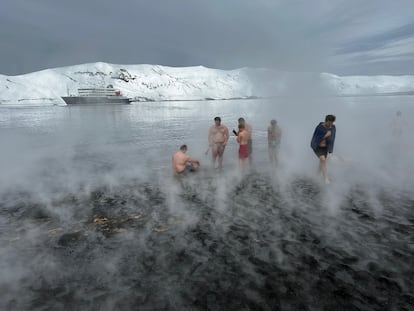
[390, 110, 405, 139]
[311, 114, 336, 184]
[267, 119, 282, 165]
[208, 117, 229, 169]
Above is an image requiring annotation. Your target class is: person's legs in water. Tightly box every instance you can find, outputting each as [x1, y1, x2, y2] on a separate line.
[211, 143, 225, 169]
[319, 155, 330, 184]
[211, 143, 219, 168]
[314, 146, 330, 184]
[216, 143, 225, 169]
[239, 144, 249, 170]
[268, 142, 279, 166]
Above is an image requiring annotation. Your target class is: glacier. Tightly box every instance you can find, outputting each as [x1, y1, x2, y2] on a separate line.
[1, 62, 414, 105]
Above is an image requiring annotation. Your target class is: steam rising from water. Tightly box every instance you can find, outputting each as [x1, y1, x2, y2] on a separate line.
[0, 98, 413, 310]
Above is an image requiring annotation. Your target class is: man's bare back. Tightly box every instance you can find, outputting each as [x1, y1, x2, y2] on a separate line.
[172, 145, 199, 174]
[237, 128, 249, 145]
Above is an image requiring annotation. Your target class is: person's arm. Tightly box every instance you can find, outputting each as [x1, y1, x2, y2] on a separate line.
[186, 156, 200, 166]
[310, 124, 325, 150]
[223, 126, 230, 145]
[323, 129, 331, 139]
[327, 126, 336, 153]
[190, 158, 200, 165]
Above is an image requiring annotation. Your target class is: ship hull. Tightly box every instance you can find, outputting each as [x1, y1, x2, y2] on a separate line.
[61, 96, 131, 105]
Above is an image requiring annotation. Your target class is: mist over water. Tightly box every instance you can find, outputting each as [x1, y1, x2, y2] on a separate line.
[1, 97, 413, 310]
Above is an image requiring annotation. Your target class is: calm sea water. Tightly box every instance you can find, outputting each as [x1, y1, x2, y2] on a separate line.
[0, 97, 413, 310]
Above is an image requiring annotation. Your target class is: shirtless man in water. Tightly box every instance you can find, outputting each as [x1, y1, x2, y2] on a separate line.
[208, 116, 229, 169]
[172, 145, 200, 174]
[237, 123, 250, 169]
[310, 114, 336, 184]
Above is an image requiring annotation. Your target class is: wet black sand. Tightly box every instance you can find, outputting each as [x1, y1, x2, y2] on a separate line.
[1, 172, 413, 310]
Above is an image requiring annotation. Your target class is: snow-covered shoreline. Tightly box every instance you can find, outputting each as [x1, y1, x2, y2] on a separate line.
[1, 62, 414, 105]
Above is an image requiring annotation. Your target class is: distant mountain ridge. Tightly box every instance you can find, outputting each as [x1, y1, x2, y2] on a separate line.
[1, 62, 414, 105]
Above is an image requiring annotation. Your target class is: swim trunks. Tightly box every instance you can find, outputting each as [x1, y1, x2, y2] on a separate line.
[214, 142, 225, 152]
[314, 146, 328, 158]
[176, 164, 196, 175]
[239, 144, 249, 159]
[268, 140, 280, 149]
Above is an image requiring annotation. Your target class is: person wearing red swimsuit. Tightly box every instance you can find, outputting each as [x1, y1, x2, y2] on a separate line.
[237, 123, 249, 169]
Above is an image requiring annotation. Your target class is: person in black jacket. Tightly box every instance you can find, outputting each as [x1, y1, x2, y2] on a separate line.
[311, 114, 336, 184]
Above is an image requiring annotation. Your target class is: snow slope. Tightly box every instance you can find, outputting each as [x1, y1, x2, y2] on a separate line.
[1, 62, 413, 105]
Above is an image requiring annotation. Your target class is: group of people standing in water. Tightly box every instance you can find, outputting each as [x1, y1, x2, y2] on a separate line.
[172, 114, 337, 184]
[207, 117, 257, 170]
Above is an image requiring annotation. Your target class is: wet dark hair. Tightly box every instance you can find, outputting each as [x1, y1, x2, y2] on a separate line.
[238, 117, 245, 123]
[271, 119, 277, 125]
[325, 114, 336, 122]
[214, 117, 221, 121]
[180, 145, 187, 151]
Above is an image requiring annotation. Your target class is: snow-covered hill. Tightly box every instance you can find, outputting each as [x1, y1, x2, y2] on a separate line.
[1, 62, 414, 105]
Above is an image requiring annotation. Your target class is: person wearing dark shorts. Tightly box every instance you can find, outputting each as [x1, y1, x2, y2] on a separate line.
[310, 115, 336, 184]
[176, 163, 197, 174]
[313, 146, 328, 159]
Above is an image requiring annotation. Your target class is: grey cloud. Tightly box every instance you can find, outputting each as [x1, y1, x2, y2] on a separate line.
[337, 23, 414, 54]
[1, 0, 414, 75]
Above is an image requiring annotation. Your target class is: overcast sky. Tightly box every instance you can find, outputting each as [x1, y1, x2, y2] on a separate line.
[1, 0, 414, 76]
